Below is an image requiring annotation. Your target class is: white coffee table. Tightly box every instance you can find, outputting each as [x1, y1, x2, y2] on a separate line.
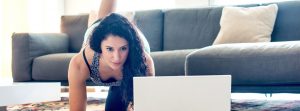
[0, 82, 61, 111]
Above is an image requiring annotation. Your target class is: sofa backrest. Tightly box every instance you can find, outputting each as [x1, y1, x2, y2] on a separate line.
[163, 7, 223, 51]
[60, 12, 164, 52]
[60, 1, 300, 52]
[162, 1, 300, 50]
[269, 1, 300, 41]
[61, 14, 89, 52]
[134, 10, 164, 51]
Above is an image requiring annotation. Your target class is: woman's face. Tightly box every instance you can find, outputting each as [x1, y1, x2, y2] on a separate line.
[100, 34, 129, 70]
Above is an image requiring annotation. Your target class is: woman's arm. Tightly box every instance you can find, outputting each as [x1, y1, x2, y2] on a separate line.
[97, 0, 117, 19]
[145, 52, 155, 76]
[68, 54, 89, 111]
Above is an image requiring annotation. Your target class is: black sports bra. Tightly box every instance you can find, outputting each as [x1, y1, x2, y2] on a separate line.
[82, 48, 121, 86]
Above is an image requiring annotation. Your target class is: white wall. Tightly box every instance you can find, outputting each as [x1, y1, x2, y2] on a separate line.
[212, 0, 292, 6]
[63, 0, 293, 14]
[174, 0, 209, 8]
[63, 0, 210, 15]
[27, 0, 64, 32]
[64, 0, 100, 15]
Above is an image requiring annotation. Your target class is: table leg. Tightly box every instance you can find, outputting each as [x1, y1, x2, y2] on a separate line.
[0, 106, 6, 111]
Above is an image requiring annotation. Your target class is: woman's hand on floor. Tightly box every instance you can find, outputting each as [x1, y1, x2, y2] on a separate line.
[127, 102, 134, 111]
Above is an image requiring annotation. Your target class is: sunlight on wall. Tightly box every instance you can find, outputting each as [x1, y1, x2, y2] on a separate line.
[64, 0, 176, 15]
[117, 0, 175, 11]
[64, 0, 101, 15]
[0, 0, 26, 80]
[213, 0, 292, 5]
[0, 0, 4, 79]
[116, 0, 209, 11]
[27, 0, 63, 33]
[0, 0, 63, 81]
[64, 0, 293, 15]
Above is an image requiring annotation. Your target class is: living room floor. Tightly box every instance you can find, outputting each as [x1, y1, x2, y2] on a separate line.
[3, 76, 300, 101]
[61, 86, 300, 100]
[61, 86, 109, 99]
[232, 93, 300, 100]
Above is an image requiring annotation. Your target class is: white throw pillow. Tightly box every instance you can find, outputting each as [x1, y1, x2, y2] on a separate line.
[213, 4, 278, 45]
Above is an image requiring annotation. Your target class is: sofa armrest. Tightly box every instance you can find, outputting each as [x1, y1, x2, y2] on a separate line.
[12, 33, 69, 82]
[185, 41, 300, 85]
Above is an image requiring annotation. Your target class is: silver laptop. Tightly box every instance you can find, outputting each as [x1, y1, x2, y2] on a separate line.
[133, 75, 231, 111]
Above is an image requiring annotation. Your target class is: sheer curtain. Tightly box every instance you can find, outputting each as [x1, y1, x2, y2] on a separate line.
[0, 0, 63, 82]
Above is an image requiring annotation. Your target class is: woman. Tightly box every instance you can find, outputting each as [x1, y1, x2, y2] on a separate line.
[68, 0, 155, 111]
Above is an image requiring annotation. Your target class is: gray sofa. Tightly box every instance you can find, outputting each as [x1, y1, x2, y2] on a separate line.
[12, 1, 300, 92]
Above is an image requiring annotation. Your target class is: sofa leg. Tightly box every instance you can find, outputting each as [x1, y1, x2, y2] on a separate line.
[0, 106, 7, 111]
[264, 93, 272, 98]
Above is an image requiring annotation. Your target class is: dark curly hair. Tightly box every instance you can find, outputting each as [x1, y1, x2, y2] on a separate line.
[89, 13, 147, 108]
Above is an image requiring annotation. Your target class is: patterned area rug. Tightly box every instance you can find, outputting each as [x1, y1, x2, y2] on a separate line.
[231, 99, 300, 111]
[7, 97, 105, 111]
[7, 98, 300, 111]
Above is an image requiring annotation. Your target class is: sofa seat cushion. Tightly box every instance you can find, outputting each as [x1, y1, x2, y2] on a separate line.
[32, 53, 76, 81]
[151, 49, 197, 76]
[186, 41, 300, 86]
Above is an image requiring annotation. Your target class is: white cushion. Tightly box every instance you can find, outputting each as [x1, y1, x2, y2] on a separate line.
[213, 4, 278, 45]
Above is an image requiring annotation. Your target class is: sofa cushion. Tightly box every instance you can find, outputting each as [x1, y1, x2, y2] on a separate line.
[151, 49, 197, 76]
[163, 7, 223, 50]
[61, 14, 89, 52]
[12, 33, 69, 82]
[32, 53, 76, 80]
[213, 4, 278, 45]
[134, 10, 164, 52]
[269, 1, 300, 41]
[186, 41, 300, 86]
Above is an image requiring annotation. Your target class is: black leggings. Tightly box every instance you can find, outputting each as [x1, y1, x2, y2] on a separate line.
[105, 86, 127, 111]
